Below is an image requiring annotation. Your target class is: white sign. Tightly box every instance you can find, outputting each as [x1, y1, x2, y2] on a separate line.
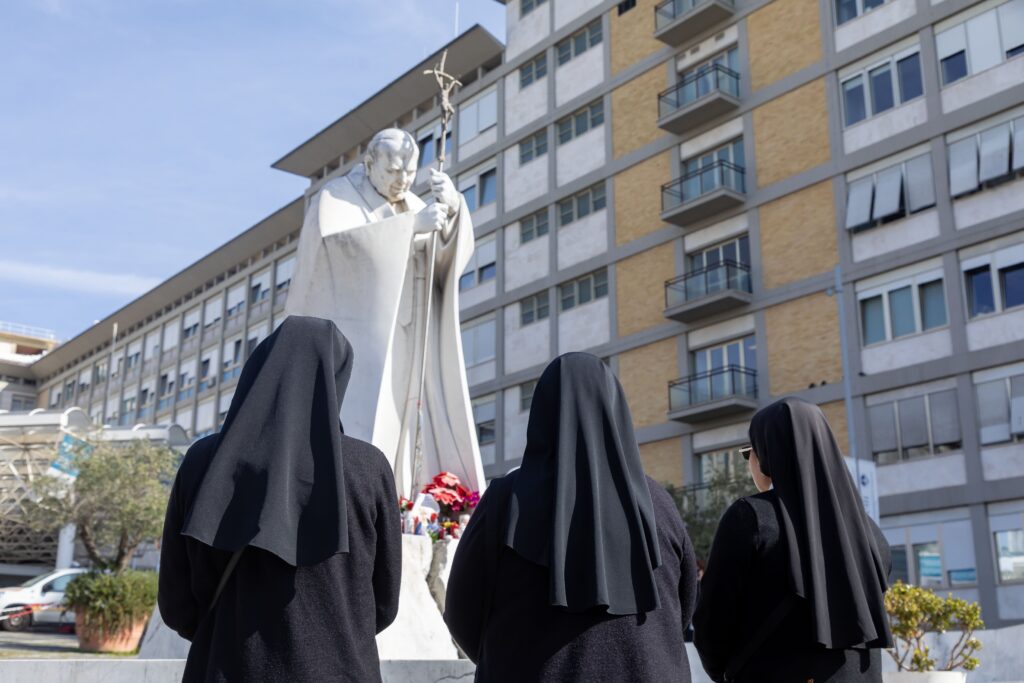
[844, 456, 878, 522]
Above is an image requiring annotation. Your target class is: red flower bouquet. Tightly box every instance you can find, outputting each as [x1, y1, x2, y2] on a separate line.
[421, 471, 480, 523]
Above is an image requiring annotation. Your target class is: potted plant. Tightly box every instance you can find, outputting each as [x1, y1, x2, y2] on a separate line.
[63, 570, 158, 653]
[26, 437, 178, 652]
[883, 581, 984, 682]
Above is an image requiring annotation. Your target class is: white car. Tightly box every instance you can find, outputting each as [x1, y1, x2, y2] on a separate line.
[0, 568, 88, 631]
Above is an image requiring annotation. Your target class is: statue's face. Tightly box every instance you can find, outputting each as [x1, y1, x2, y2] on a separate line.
[366, 139, 418, 203]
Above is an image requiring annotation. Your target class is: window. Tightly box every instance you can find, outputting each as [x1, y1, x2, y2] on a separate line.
[840, 47, 923, 127]
[885, 520, 977, 588]
[835, 0, 888, 26]
[961, 245, 1024, 317]
[10, 395, 34, 411]
[947, 117, 1024, 197]
[521, 0, 547, 17]
[618, 0, 637, 12]
[685, 236, 752, 299]
[519, 53, 548, 89]
[226, 285, 246, 317]
[844, 153, 935, 230]
[936, 0, 1024, 87]
[975, 372, 1024, 445]
[994, 527, 1024, 583]
[858, 274, 947, 345]
[688, 337, 757, 404]
[459, 236, 497, 291]
[675, 138, 746, 202]
[674, 48, 740, 105]
[518, 130, 548, 165]
[557, 20, 602, 66]
[480, 169, 497, 206]
[93, 361, 108, 384]
[418, 130, 452, 169]
[519, 380, 537, 412]
[275, 256, 295, 292]
[473, 395, 496, 446]
[519, 209, 550, 243]
[519, 291, 550, 326]
[697, 447, 747, 484]
[461, 316, 497, 367]
[867, 389, 962, 463]
[459, 89, 498, 143]
[559, 269, 609, 311]
[557, 100, 604, 145]
[557, 183, 606, 227]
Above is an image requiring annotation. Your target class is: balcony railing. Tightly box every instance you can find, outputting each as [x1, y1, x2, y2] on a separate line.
[666, 261, 751, 308]
[661, 160, 745, 226]
[659, 65, 739, 118]
[668, 365, 757, 415]
[654, 0, 735, 45]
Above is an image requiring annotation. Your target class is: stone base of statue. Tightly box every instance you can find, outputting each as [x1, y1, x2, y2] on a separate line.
[375, 534, 459, 660]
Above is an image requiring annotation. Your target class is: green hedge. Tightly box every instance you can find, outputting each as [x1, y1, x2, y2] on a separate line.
[64, 570, 158, 635]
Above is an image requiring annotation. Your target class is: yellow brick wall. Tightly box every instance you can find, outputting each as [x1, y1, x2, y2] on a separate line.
[759, 181, 837, 289]
[616, 242, 676, 338]
[764, 292, 842, 395]
[819, 400, 849, 454]
[639, 437, 684, 486]
[753, 78, 830, 187]
[611, 66, 666, 159]
[747, 0, 823, 90]
[615, 151, 670, 245]
[610, 0, 665, 75]
[618, 336, 678, 428]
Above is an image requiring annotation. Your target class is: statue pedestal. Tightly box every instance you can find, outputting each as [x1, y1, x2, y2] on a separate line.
[376, 534, 459, 660]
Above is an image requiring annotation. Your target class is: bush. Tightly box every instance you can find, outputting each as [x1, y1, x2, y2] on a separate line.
[885, 581, 984, 672]
[666, 472, 757, 567]
[64, 570, 158, 637]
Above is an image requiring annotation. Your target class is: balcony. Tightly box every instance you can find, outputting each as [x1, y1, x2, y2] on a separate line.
[664, 261, 752, 323]
[225, 311, 245, 335]
[654, 0, 735, 46]
[250, 299, 271, 322]
[160, 348, 179, 369]
[667, 365, 757, 423]
[180, 336, 199, 357]
[658, 65, 740, 135]
[661, 160, 745, 227]
[201, 325, 222, 349]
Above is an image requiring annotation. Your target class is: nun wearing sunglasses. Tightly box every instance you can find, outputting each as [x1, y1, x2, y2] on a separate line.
[693, 398, 893, 683]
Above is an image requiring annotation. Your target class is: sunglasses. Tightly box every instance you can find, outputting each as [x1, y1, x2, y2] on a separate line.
[739, 446, 752, 461]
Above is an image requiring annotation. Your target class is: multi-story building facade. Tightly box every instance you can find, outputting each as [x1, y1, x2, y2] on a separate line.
[0, 322, 55, 412]
[20, 0, 1024, 624]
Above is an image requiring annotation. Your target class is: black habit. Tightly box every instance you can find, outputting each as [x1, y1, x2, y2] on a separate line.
[158, 317, 401, 682]
[445, 353, 699, 682]
[694, 398, 892, 683]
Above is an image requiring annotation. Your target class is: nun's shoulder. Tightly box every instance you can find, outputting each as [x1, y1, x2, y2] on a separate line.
[176, 435, 219, 483]
[338, 434, 393, 479]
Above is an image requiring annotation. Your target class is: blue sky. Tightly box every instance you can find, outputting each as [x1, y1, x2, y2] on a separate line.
[0, 0, 505, 341]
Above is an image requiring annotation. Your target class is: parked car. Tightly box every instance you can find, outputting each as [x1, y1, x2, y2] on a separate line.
[0, 568, 88, 631]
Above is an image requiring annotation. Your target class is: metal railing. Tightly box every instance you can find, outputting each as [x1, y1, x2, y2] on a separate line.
[0, 321, 57, 341]
[658, 64, 740, 118]
[665, 260, 752, 308]
[668, 365, 757, 411]
[655, 0, 733, 29]
[662, 160, 745, 212]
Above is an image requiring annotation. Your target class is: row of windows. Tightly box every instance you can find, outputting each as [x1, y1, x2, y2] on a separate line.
[937, 0, 1024, 86]
[841, 47, 922, 128]
[556, 20, 602, 67]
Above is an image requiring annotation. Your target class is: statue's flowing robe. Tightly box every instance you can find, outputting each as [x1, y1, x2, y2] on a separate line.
[286, 164, 484, 497]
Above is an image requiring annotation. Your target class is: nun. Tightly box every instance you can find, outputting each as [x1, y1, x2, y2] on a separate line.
[158, 316, 402, 682]
[444, 353, 699, 682]
[693, 398, 892, 683]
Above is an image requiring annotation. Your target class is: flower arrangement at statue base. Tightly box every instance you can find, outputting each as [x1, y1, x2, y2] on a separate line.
[398, 471, 479, 542]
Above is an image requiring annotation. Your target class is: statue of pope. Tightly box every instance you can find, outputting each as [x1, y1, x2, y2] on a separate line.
[286, 128, 484, 498]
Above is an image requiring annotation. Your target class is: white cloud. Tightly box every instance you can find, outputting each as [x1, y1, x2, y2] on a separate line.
[0, 259, 160, 297]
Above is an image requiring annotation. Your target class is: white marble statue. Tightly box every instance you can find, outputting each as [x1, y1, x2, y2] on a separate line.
[286, 128, 485, 500]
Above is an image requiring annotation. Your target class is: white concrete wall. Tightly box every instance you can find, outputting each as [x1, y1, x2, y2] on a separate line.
[861, 328, 952, 374]
[505, 227, 550, 292]
[843, 99, 928, 154]
[460, 278, 497, 311]
[876, 452, 967, 496]
[503, 304, 551, 374]
[982, 442, 1024, 480]
[557, 209, 608, 270]
[504, 72, 548, 136]
[556, 127, 605, 186]
[504, 147, 549, 211]
[834, 0, 916, 52]
[851, 210, 941, 262]
[558, 297, 610, 353]
[506, 1, 550, 61]
[555, 48, 604, 107]
[954, 176, 1024, 230]
[942, 57, 1024, 114]
[966, 307, 1024, 351]
[554, 0, 604, 28]
[503, 385, 531, 464]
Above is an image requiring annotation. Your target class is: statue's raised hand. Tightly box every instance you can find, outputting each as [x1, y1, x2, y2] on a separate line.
[414, 203, 449, 234]
[429, 169, 460, 216]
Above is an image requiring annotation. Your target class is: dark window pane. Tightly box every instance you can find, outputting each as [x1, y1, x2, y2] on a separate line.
[1000, 264, 1024, 310]
[560, 283, 575, 310]
[863, 0, 884, 9]
[594, 269, 609, 298]
[459, 272, 475, 291]
[480, 170, 497, 206]
[578, 277, 593, 304]
[941, 52, 968, 85]
[558, 200, 574, 226]
[479, 263, 496, 283]
[557, 41, 572, 65]
[888, 286, 916, 338]
[870, 64, 894, 114]
[573, 32, 587, 56]
[966, 266, 995, 317]
[463, 185, 477, 213]
[535, 54, 547, 79]
[891, 546, 910, 584]
[576, 191, 591, 218]
[536, 211, 549, 236]
[558, 119, 573, 144]
[835, 0, 859, 24]
[861, 295, 885, 344]
[897, 53, 923, 102]
[918, 280, 947, 330]
[843, 77, 867, 126]
[574, 110, 589, 136]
